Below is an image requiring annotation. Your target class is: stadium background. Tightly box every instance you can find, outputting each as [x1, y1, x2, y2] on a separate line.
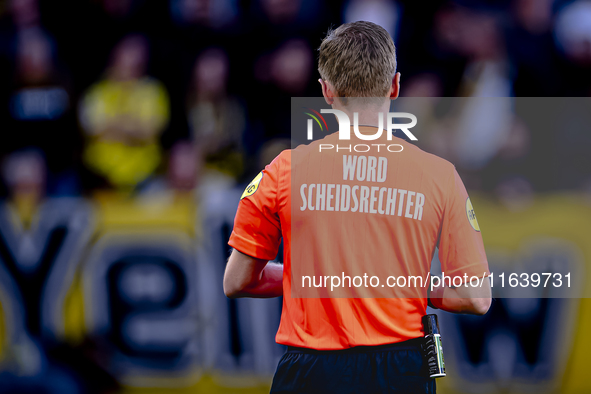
[0, 0, 591, 393]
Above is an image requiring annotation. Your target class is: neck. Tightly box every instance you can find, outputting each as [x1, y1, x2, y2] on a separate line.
[332, 100, 391, 127]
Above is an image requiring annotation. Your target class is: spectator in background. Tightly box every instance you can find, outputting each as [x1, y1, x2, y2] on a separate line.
[256, 0, 315, 29]
[1, 150, 45, 227]
[343, 0, 400, 38]
[0, 0, 52, 82]
[506, 0, 557, 96]
[167, 140, 199, 191]
[169, 0, 242, 57]
[401, 73, 443, 98]
[261, 39, 313, 97]
[101, 0, 136, 19]
[79, 34, 170, 191]
[170, 0, 240, 31]
[3, 28, 79, 196]
[246, 0, 327, 66]
[418, 5, 515, 186]
[241, 0, 335, 162]
[135, 140, 200, 200]
[250, 38, 314, 155]
[450, 8, 511, 98]
[7, 0, 41, 31]
[187, 47, 247, 184]
[554, 0, 591, 96]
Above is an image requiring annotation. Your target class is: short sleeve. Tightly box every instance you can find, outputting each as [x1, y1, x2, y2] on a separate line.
[228, 156, 282, 260]
[438, 168, 489, 278]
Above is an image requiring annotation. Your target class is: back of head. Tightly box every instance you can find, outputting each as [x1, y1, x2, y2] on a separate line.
[318, 21, 397, 99]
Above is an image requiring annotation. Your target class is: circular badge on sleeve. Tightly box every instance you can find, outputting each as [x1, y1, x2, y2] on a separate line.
[241, 172, 263, 200]
[466, 198, 480, 232]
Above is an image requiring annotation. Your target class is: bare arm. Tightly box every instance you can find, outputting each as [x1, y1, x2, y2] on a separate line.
[429, 277, 492, 315]
[223, 249, 283, 298]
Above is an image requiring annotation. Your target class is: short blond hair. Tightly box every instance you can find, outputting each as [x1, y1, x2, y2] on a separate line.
[318, 21, 396, 98]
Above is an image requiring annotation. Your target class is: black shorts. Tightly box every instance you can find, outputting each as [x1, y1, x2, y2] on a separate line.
[270, 338, 436, 394]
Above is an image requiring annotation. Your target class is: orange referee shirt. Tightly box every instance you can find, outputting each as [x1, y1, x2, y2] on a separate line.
[229, 129, 489, 350]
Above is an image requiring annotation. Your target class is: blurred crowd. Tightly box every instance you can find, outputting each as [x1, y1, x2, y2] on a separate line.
[1, 1, 591, 393]
[0, 0, 590, 202]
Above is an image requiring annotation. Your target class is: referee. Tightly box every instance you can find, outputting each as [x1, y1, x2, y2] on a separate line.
[224, 21, 491, 394]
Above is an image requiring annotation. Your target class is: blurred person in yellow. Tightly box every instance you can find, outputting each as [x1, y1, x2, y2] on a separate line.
[79, 34, 170, 190]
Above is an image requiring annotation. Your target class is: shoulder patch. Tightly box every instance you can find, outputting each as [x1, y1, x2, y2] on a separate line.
[241, 172, 263, 200]
[466, 197, 480, 231]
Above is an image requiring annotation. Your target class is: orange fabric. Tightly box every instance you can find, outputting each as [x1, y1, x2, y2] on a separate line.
[229, 131, 489, 350]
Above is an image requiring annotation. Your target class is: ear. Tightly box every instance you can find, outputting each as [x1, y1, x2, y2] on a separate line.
[390, 72, 401, 100]
[319, 79, 335, 105]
